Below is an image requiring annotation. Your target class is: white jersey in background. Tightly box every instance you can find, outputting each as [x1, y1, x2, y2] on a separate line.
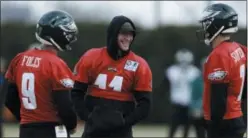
[166, 64, 200, 106]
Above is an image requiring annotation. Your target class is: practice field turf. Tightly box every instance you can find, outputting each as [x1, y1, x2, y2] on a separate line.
[3, 123, 247, 137]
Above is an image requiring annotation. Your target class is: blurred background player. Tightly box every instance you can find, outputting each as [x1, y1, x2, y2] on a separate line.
[197, 3, 247, 138]
[3, 10, 78, 138]
[0, 57, 7, 137]
[165, 49, 200, 138]
[189, 57, 207, 138]
[71, 15, 152, 138]
[0, 57, 7, 86]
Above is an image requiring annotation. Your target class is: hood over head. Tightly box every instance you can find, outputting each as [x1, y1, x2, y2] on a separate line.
[107, 15, 136, 60]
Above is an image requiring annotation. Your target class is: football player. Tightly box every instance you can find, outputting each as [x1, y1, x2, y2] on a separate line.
[4, 10, 78, 138]
[165, 49, 200, 138]
[196, 3, 247, 138]
[71, 15, 152, 138]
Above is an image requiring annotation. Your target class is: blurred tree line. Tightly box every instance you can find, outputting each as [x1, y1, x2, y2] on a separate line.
[1, 23, 247, 123]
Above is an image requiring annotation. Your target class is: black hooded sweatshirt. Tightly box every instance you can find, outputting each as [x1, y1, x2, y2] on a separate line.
[71, 15, 151, 129]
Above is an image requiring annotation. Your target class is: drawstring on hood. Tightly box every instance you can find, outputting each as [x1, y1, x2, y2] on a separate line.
[107, 15, 136, 60]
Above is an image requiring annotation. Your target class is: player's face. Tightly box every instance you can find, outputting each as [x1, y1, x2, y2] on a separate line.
[117, 32, 133, 51]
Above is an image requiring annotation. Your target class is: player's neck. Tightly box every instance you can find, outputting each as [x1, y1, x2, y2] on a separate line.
[211, 36, 230, 49]
[41, 45, 58, 55]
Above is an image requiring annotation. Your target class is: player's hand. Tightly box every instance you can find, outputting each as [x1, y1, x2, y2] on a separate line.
[106, 110, 125, 129]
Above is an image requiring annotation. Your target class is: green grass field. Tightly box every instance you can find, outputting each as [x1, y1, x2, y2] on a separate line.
[3, 123, 201, 137]
[3, 123, 247, 137]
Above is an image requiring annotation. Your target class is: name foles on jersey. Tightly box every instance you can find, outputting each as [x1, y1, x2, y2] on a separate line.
[124, 60, 139, 72]
[208, 69, 228, 81]
[60, 78, 74, 88]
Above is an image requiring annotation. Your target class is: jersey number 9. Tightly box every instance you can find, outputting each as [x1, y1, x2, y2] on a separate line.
[21, 72, 37, 110]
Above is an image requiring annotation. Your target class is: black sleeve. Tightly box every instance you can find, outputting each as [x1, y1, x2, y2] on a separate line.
[4, 81, 21, 121]
[52, 90, 77, 131]
[124, 91, 152, 127]
[71, 81, 89, 121]
[210, 83, 228, 123]
[242, 70, 247, 100]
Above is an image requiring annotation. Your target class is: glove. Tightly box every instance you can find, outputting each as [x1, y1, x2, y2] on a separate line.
[190, 109, 203, 118]
[87, 105, 125, 134]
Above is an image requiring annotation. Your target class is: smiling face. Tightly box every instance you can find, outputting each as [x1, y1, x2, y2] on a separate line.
[117, 32, 134, 51]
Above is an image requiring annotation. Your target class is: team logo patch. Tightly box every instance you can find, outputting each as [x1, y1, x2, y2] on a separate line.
[208, 70, 228, 81]
[108, 67, 117, 72]
[124, 60, 139, 72]
[60, 78, 74, 88]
